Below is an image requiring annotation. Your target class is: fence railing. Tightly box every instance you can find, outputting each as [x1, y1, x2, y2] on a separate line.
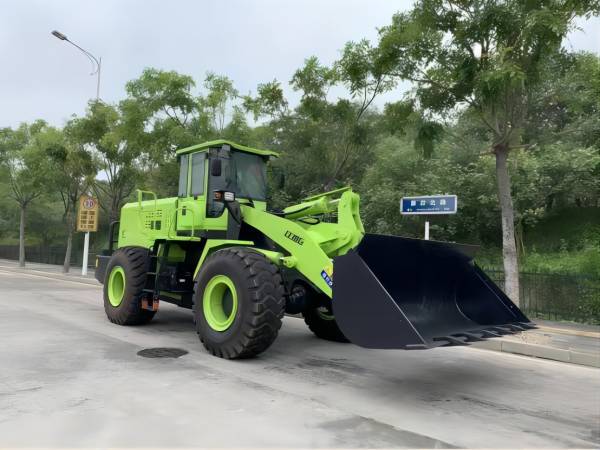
[483, 269, 600, 325]
[0, 245, 97, 268]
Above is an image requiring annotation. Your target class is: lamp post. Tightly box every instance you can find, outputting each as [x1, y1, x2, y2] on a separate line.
[51, 30, 101, 100]
[51, 30, 102, 276]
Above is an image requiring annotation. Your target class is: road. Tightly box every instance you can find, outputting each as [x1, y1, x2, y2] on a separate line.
[1, 268, 599, 448]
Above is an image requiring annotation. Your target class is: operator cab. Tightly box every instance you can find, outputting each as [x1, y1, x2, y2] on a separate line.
[175, 140, 278, 237]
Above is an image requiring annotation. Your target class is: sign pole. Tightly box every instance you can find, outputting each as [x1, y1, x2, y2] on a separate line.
[77, 195, 98, 276]
[424, 219, 430, 240]
[82, 231, 90, 276]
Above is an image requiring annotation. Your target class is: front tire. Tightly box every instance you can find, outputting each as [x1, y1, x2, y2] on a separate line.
[303, 296, 349, 343]
[194, 248, 285, 359]
[103, 247, 156, 325]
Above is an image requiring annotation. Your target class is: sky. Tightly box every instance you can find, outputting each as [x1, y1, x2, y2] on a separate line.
[1, 0, 599, 128]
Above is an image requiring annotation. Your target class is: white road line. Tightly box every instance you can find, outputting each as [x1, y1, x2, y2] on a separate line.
[0, 268, 101, 288]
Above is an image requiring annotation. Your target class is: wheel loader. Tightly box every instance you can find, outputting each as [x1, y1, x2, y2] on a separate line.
[95, 140, 533, 359]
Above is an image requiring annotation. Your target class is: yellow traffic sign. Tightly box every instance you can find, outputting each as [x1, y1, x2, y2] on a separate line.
[77, 195, 99, 232]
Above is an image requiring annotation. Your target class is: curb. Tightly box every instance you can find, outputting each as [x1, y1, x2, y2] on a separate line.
[535, 324, 600, 339]
[0, 265, 101, 287]
[474, 338, 600, 368]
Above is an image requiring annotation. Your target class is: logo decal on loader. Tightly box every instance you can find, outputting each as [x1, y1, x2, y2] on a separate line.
[284, 230, 304, 246]
[321, 270, 333, 288]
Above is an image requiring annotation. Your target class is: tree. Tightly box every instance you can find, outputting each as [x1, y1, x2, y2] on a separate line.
[45, 126, 95, 273]
[375, 0, 600, 303]
[69, 101, 140, 223]
[0, 122, 51, 266]
[123, 68, 199, 162]
[330, 40, 394, 187]
[243, 80, 289, 121]
[200, 73, 239, 134]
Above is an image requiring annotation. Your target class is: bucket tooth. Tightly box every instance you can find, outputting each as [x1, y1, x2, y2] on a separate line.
[434, 335, 469, 346]
[458, 332, 484, 342]
[519, 322, 537, 329]
[490, 326, 514, 334]
[480, 329, 502, 338]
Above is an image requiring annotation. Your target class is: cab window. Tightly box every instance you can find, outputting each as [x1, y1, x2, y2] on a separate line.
[177, 154, 189, 197]
[231, 152, 267, 200]
[190, 152, 205, 196]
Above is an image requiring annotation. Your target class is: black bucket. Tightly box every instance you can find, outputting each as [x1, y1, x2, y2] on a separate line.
[332, 234, 534, 349]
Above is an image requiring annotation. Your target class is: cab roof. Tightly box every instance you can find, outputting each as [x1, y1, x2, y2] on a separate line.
[175, 139, 279, 158]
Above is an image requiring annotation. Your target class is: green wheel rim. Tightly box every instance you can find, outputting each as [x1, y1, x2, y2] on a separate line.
[203, 275, 238, 331]
[108, 266, 126, 307]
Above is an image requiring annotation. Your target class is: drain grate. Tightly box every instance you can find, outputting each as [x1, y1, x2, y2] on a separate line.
[137, 347, 188, 358]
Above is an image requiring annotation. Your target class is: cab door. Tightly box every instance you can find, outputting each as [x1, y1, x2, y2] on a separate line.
[202, 154, 230, 234]
[176, 152, 206, 234]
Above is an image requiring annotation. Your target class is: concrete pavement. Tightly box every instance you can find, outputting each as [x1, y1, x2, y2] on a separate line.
[2, 258, 598, 367]
[0, 267, 599, 447]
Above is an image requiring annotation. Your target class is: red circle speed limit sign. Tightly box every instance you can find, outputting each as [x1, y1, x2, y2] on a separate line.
[78, 195, 99, 232]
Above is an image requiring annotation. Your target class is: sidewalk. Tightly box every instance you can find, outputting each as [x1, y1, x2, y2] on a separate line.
[473, 320, 600, 368]
[0, 258, 598, 367]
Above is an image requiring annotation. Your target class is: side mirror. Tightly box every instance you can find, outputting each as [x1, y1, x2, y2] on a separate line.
[211, 159, 222, 177]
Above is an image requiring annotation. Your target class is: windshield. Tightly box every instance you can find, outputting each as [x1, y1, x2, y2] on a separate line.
[230, 151, 267, 201]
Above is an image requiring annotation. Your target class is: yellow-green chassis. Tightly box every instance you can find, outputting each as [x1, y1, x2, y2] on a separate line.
[104, 186, 364, 302]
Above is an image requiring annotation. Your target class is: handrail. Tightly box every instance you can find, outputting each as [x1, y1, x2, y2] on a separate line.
[167, 206, 198, 240]
[137, 189, 158, 210]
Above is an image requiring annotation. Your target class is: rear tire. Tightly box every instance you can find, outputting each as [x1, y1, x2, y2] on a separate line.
[193, 248, 285, 359]
[303, 296, 349, 343]
[103, 247, 156, 325]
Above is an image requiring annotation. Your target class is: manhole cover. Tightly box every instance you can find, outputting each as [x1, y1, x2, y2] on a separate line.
[137, 347, 188, 358]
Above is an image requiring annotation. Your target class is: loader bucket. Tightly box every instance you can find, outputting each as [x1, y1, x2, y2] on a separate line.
[332, 234, 534, 349]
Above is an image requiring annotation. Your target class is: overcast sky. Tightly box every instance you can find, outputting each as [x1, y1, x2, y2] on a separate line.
[1, 0, 599, 128]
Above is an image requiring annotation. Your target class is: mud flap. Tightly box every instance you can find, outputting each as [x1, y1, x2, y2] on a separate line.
[332, 234, 534, 349]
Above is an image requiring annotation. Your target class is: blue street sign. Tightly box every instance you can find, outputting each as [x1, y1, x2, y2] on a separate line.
[400, 195, 457, 215]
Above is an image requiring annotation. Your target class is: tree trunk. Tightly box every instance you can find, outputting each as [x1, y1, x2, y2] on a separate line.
[110, 195, 120, 225]
[494, 146, 520, 305]
[18, 204, 26, 267]
[63, 210, 74, 273]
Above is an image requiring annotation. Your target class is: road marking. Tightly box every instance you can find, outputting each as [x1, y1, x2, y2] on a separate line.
[0, 268, 101, 288]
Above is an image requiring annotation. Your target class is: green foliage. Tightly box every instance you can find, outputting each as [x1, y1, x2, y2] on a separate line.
[68, 101, 141, 221]
[0, 121, 54, 208]
[377, 0, 600, 148]
[200, 73, 239, 133]
[242, 80, 288, 121]
[1, 10, 599, 293]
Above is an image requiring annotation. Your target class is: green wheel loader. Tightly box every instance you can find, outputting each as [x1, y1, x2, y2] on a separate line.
[96, 140, 533, 359]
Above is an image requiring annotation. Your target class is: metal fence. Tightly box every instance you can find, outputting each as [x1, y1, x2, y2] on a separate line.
[0, 245, 96, 268]
[484, 269, 600, 325]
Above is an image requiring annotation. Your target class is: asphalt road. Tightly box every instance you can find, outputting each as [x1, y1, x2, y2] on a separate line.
[1, 269, 599, 448]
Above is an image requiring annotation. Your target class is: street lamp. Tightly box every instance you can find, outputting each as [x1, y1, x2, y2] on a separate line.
[51, 29, 102, 276]
[51, 30, 102, 100]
